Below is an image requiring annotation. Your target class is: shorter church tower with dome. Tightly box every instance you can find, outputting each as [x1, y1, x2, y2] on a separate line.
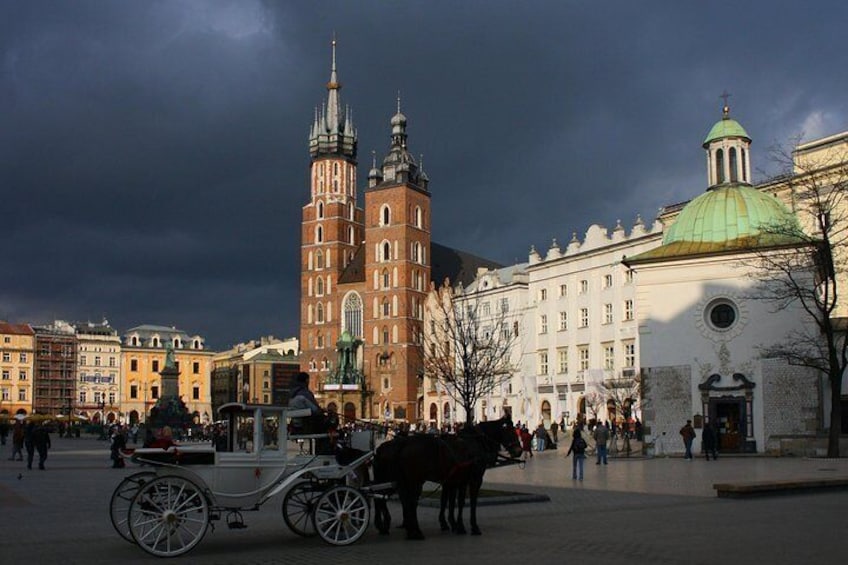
[625, 105, 819, 454]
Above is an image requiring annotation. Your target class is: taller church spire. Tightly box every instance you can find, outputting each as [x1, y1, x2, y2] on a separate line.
[309, 39, 357, 160]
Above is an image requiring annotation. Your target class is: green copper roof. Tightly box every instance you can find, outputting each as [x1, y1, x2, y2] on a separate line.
[664, 185, 799, 245]
[704, 117, 750, 145]
[627, 185, 802, 265]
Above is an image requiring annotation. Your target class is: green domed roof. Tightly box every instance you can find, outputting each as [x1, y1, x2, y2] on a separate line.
[627, 186, 802, 265]
[664, 184, 799, 245]
[704, 117, 750, 145]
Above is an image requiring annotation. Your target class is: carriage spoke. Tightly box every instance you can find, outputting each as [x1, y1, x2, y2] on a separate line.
[129, 476, 209, 558]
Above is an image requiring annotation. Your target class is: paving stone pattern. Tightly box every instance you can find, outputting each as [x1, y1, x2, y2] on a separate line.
[1, 437, 846, 564]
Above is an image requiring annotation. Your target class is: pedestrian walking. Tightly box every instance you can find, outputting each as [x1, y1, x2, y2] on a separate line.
[550, 420, 559, 443]
[24, 421, 35, 469]
[534, 423, 547, 452]
[566, 429, 588, 480]
[679, 419, 696, 460]
[9, 419, 24, 461]
[0, 419, 8, 446]
[593, 421, 610, 465]
[32, 424, 51, 470]
[702, 420, 718, 461]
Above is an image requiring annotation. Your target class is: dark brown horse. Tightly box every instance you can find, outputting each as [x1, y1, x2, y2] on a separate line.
[372, 418, 522, 540]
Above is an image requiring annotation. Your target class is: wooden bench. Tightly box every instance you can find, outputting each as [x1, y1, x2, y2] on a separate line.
[714, 477, 848, 498]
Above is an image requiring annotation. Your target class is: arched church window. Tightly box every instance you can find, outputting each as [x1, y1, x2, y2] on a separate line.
[316, 250, 324, 269]
[348, 226, 355, 245]
[316, 302, 324, 324]
[382, 242, 391, 262]
[715, 148, 725, 184]
[741, 148, 747, 182]
[316, 277, 324, 296]
[316, 225, 323, 244]
[342, 292, 363, 338]
[415, 206, 422, 228]
[381, 205, 391, 226]
[382, 269, 390, 289]
[317, 201, 324, 219]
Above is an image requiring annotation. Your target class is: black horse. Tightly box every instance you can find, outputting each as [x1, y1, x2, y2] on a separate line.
[372, 418, 522, 540]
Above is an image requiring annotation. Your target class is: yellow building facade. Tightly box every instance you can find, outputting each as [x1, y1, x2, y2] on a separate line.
[0, 322, 35, 416]
[120, 325, 213, 425]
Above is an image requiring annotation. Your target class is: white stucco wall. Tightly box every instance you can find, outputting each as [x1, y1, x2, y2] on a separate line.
[635, 252, 817, 453]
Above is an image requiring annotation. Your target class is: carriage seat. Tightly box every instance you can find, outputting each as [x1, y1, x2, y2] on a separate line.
[129, 446, 216, 466]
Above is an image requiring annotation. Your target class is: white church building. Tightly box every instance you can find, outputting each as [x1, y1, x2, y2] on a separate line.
[428, 105, 845, 455]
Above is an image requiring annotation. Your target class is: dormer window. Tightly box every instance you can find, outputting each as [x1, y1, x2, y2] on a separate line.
[193, 339, 201, 349]
[151, 337, 160, 348]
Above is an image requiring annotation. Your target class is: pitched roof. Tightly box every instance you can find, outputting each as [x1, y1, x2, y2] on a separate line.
[0, 322, 35, 336]
[431, 242, 502, 287]
[336, 242, 502, 288]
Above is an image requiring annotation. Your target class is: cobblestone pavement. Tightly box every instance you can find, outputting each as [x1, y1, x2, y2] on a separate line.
[1, 437, 846, 564]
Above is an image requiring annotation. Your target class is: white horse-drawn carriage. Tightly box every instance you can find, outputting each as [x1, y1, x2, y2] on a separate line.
[109, 403, 378, 557]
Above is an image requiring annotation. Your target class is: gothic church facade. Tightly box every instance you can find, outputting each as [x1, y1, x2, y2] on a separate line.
[300, 43, 496, 422]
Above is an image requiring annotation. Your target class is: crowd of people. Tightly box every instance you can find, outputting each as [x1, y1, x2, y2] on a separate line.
[2, 418, 52, 470]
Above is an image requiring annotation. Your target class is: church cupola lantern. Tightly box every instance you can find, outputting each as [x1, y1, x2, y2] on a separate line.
[703, 93, 751, 189]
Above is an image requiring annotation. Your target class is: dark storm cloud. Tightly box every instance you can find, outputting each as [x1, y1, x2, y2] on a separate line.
[2, 1, 847, 348]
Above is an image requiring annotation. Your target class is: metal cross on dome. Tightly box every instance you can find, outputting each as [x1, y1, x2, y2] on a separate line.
[720, 90, 732, 117]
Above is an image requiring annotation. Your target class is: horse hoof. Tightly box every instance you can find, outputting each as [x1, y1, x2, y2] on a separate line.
[406, 531, 426, 541]
[453, 526, 467, 535]
[440, 523, 450, 532]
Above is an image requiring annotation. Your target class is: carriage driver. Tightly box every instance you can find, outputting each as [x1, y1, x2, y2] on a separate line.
[288, 372, 330, 435]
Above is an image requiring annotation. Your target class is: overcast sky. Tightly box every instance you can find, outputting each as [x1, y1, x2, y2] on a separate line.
[2, 1, 846, 349]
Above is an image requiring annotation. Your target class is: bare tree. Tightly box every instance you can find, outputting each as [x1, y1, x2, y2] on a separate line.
[600, 372, 642, 456]
[582, 390, 604, 425]
[423, 280, 520, 425]
[748, 139, 848, 457]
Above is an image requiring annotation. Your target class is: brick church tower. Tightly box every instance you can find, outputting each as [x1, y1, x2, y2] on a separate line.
[360, 99, 431, 421]
[300, 40, 364, 382]
[300, 42, 493, 423]
[300, 41, 430, 422]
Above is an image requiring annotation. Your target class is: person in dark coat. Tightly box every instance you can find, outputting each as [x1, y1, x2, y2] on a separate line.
[9, 420, 24, 461]
[702, 420, 718, 461]
[566, 428, 588, 480]
[31, 424, 51, 470]
[24, 421, 36, 469]
[110, 426, 127, 468]
[288, 372, 327, 434]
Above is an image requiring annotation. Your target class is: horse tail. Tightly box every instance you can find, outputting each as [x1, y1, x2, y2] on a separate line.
[372, 440, 395, 534]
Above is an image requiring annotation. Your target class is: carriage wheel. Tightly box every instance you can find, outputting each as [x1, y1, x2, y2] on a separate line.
[109, 471, 156, 543]
[282, 481, 323, 537]
[312, 485, 370, 546]
[128, 475, 209, 557]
